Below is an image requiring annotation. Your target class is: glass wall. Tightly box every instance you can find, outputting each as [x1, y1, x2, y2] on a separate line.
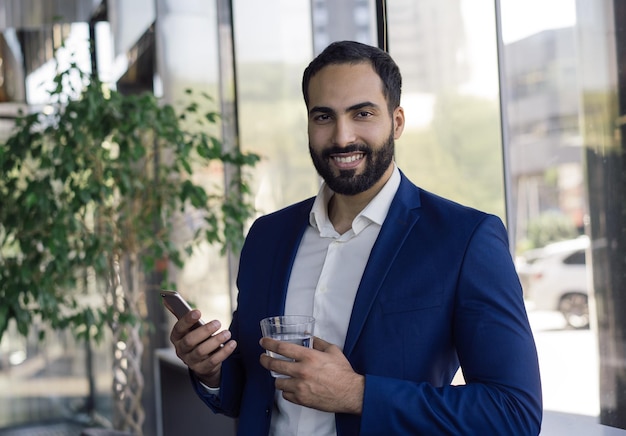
[576, 0, 626, 428]
[154, 0, 229, 325]
[233, 0, 315, 217]
[498, 0, 600, 422]
[386, 0, 618, 427]
[389, 0, 505, 219]
[2, 0, 626, 432]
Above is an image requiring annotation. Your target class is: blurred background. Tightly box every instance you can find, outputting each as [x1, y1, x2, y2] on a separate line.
[0, 0, 625, 434]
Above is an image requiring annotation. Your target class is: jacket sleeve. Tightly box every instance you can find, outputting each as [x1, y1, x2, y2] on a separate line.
[187, 313, 246, 418]
[358, 216, 542, 435]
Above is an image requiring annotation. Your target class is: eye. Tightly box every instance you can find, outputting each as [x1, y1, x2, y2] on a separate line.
[312, 113, 332, 122]
[355, 111, 373, 119]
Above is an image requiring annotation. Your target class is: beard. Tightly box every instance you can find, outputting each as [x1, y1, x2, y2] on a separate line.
[309, 129, 395, 196]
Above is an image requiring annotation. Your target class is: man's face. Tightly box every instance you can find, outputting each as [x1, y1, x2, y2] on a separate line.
[306, 62, 404, 196]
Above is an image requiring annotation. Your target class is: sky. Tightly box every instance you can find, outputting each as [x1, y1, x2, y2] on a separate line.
[500, 0, 577, 43]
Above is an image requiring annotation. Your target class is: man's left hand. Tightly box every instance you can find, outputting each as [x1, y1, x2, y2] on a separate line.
[259, 336, 364, 414]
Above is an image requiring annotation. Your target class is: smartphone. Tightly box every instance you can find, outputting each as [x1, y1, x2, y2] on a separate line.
[160, 290, 206, 330]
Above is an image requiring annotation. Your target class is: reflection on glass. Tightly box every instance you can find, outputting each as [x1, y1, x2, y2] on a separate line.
[156, 0, 232, 326]
[500, 0, 600, 421]
[577, 0, 626, 429]
[388, 0, 505, 219]
[310, 0, 377, 53]
[504, 26, 584, 252]
[233, 0, 316, 215]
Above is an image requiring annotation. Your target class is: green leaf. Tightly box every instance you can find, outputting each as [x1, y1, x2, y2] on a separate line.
[0, 47, 258, 352]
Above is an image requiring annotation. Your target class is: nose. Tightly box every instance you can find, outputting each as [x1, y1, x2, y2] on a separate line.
[332, 118, 356, 147]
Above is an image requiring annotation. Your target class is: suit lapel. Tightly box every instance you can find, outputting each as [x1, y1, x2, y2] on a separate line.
[343, 175, 422, 356]
[267, 199, 314, 315]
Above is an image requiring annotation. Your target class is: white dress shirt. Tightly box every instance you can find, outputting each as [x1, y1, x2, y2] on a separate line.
[270, 165, 401, 436]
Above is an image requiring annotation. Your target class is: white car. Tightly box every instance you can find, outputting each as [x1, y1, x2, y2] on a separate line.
[517, 236, 591, 329]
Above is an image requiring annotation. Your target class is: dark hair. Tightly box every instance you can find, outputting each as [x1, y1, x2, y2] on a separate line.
[302, 40, 402, 113]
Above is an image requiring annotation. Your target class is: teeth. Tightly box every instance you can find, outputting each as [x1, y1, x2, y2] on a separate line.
[334, 154, 362, 163]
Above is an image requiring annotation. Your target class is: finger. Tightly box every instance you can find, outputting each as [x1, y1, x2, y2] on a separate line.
[173, 319, 222, 355]
[182, 328, 236, 372]
[192, 338, 237, 373]
[189, 324, 232, 356]
[260, 337, 309, 360]
[190, 339, 238, 386]
[171, 310, 210, 341]
[259, 351, 293, 378]
[258, 352, 272, 371]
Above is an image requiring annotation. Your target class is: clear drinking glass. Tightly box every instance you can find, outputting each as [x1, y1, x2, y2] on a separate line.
[260, 315, 315, 378]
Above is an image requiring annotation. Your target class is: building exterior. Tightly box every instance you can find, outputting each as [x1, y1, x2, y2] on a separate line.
[505, 27, 586, 242]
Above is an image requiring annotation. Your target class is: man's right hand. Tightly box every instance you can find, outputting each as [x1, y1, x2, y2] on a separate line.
[170, 310, 237, 388]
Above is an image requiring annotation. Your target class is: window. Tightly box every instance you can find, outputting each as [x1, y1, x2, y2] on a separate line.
[563, 249, 585, 265]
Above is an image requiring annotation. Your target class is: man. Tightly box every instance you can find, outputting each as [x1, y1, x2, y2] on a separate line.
[170, 41, 542, 435]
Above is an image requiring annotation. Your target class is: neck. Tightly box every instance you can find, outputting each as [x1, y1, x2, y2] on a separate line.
[328, 164, 394, 234]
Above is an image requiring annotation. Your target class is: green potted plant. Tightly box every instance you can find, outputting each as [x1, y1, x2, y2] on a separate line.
[0, 49, 258, 434]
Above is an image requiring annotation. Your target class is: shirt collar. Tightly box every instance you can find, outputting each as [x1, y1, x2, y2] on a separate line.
[309, 164, 401, 237]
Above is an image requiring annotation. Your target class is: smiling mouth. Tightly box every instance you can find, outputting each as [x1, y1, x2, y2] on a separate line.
[332, 152, 365, 166]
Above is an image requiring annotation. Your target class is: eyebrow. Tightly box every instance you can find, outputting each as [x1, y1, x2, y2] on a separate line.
[309, 101, 380, 117]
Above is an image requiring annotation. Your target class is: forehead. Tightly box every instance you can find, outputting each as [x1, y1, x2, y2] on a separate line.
[307, 62, 385, 108]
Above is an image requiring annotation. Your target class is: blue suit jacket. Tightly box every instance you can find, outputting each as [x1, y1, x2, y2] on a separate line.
[194, 172, 542, 435]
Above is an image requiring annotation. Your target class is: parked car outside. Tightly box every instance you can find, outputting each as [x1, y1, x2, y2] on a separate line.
[516, 236, 591, 329]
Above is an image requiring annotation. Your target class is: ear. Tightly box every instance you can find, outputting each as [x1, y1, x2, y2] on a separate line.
[392, 106, 405, 139]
